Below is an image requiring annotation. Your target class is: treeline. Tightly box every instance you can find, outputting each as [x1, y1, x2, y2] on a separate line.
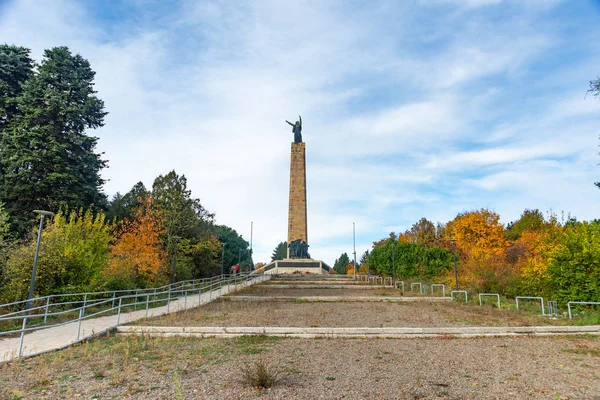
[334, 209, 600, 306]
[0, 44, 251, 303]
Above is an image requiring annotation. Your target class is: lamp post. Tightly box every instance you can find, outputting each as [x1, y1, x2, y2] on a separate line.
[367, 249, 370, 280]
[171, 236, 180, 284]
[221, 242, 227, 276]
[27, 210, 54, 310]
[353, 222, 357, 279]
[451, 239, 458, 291]
[391, 241, 395, 282]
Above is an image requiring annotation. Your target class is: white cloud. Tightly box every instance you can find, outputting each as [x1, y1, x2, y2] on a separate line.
[0, 0, 598, 266]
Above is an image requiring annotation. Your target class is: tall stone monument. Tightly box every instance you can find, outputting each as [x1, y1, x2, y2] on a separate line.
[286, 123, 308, 257]
[261, 116, 330, 274]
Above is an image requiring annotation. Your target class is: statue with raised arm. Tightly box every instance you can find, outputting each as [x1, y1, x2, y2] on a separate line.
[285, 115, 302, 143]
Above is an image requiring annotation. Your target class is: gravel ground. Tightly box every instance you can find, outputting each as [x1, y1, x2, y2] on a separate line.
[1, 334, 599, 399]
[135, 298, 570, 327]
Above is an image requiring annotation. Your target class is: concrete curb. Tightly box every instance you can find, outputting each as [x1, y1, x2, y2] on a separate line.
[255, 284, 393, 289]
[118, 325, 600, 339]
[223, 296, 451, 302]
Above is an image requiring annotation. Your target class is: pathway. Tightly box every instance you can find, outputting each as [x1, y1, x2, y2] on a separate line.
[0, 278, 260, 363]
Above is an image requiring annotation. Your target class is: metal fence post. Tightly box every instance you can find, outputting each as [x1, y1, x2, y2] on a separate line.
[117, 298, 122, 325]
[18, 316, 27, 358]
[43, 296, 51, 324]
[76, 293, 88, 341]
[134, 290, 138, 310]
[146, 294, 150, 318]
[167, 291, 171, 313]
[77, 306, 84, 341]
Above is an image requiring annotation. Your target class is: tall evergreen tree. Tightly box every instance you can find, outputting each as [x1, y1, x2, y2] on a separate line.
[214, 225, 252, 270]
[106, 182, 149, 223]
[333, 252, 350, 274]
[0, 45, 34, 135]
[152, 170, 214, 246]
[271, 241, 287, 261]
[0, 47, 107, 235]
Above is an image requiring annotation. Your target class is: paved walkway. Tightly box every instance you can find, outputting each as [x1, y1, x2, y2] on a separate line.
[0, 278, 261, 363]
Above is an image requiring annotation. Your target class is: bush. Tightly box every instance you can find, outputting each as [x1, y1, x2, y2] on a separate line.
[1, 209, 113, 302]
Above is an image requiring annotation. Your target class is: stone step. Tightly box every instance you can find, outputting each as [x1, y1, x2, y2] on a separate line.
[254, 284, 394, 289]
[223, 295, 450, 302]
[118, 325, 600, 339]
[266, 280, 369, 285]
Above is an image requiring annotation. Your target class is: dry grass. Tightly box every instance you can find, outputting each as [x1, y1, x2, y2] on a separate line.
[1, 333, 599, 399]
[240, 360, 280, 388]
[0, 333, 281, 399]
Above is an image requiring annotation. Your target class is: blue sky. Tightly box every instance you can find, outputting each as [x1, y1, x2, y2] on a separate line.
[1, 0, 600, 265]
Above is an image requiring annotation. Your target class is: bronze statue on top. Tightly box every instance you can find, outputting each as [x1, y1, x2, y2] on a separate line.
[286, 116, 302, 143]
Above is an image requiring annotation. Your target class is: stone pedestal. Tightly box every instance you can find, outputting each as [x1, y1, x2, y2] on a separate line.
[287, 142, 307, 257]
[262, 259, 331, 275]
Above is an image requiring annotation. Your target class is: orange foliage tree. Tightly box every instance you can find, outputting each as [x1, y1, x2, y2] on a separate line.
[449, 208, 508, 258]
[106, 197, 166, 287]
[447, 208, 510, 292]
[513, 216, 563, 296]
[345, 262, 355, 275]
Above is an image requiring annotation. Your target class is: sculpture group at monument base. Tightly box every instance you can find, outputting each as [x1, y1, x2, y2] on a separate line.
[262, 258, 331, 275]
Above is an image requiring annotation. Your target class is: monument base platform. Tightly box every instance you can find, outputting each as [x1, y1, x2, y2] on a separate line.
[263, 259, 331, 275]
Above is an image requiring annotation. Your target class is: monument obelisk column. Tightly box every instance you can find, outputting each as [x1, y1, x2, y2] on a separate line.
[285, 116, 308, 258]
[287, 141, 308, 257]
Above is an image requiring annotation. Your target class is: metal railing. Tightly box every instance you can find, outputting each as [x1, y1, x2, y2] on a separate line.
[567, 301, 600, 319]
[0, 273, 268, 359]
[516, 296, 545, 316]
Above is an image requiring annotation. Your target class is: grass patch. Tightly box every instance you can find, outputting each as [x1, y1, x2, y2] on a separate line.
[241, 360, 280, 389]
[562, 348, 600, 356]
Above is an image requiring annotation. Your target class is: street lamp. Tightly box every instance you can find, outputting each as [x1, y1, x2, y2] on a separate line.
[450, 239, 458, 291]
[221, 242, 227, 276]
[27, 210, 54, 310]
[352, 222, 357, 279]
[171, 236, 180, 284]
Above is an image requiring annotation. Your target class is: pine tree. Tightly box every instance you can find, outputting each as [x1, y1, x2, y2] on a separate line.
[0, 45, 34, 135]
[271, 241, 287, 261]
[0, 47, 107, 235]
[333, 252, 350, 274]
